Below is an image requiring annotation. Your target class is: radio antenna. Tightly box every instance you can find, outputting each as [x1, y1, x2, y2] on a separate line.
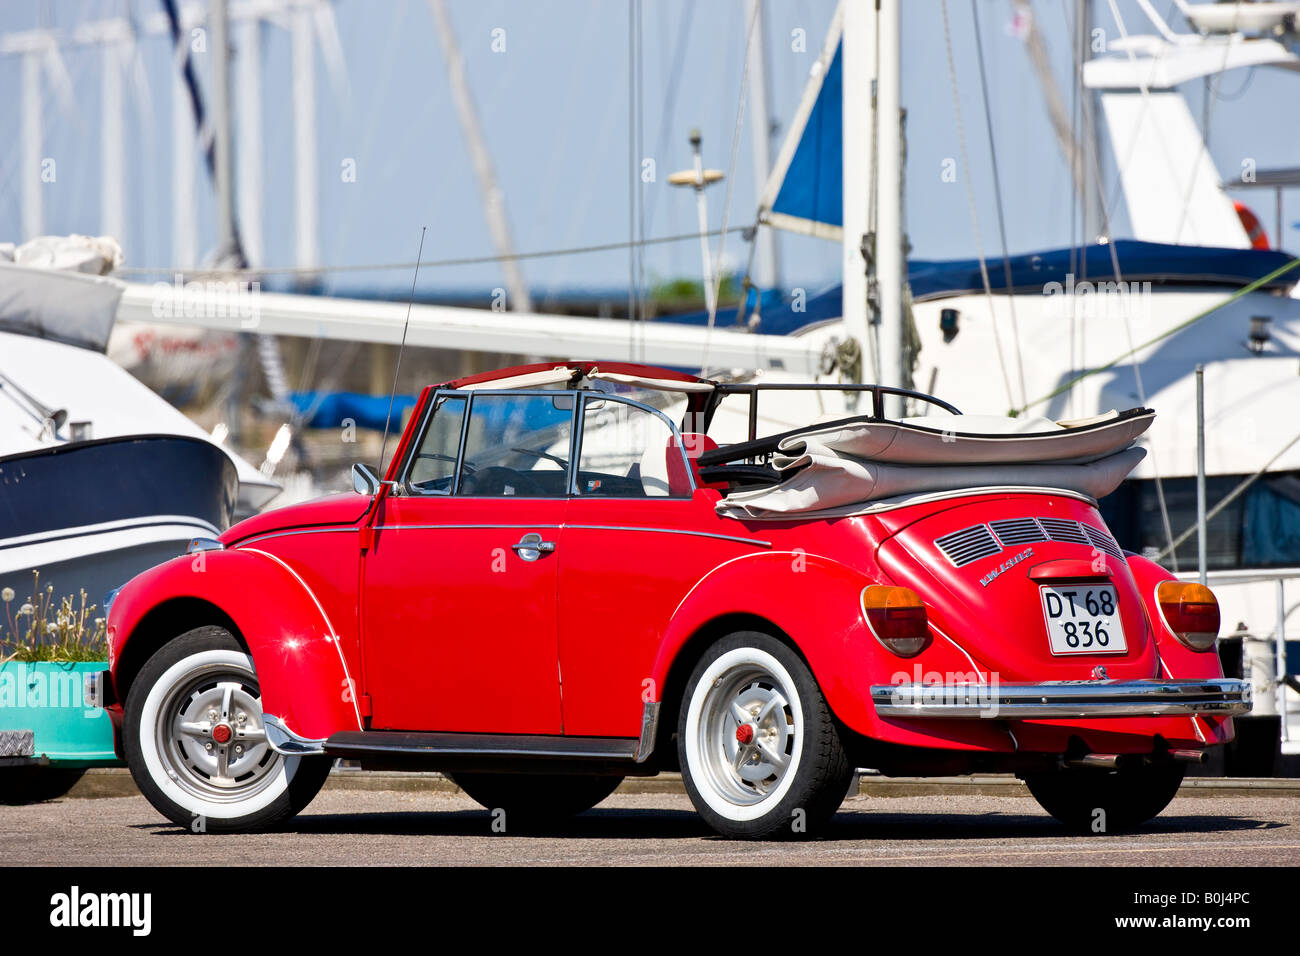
[378, 226, 427, 475]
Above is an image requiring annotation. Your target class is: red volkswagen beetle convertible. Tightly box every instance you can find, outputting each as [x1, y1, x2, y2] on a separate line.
[101, 362, 1250, 838]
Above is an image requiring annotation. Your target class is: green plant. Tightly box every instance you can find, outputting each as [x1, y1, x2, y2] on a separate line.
[1, 571, 107, 663]
[648, 274, 743, 311]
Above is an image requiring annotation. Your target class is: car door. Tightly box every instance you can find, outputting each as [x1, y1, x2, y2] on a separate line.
[361, 390, 574, 734]
[557, 394, 748, 737]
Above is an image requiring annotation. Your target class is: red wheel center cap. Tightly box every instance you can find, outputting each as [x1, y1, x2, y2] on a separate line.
[735, 724, 755, 745]
[212, 723, 233, 744]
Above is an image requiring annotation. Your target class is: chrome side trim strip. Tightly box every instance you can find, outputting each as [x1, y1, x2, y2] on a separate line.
[565, 525, 771, 548]
[372, 524, 563, 532]
[635, 700, 661, 763]
[235, 526, 357, 547]
[264, 714, 328, 756]
[870, 678, 1253, 719]
[369, 523, 770, 548]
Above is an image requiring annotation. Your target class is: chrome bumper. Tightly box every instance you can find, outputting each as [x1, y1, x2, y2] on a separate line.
[870, 678, 1253, 719]
[263, 714, 328, 756]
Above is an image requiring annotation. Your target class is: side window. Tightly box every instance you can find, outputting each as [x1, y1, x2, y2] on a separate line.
[407, 394, 467, 493]
[576, 396, 691, 498]
[456, 393, 573, 498]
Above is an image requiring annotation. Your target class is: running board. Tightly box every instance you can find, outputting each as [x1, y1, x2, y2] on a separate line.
[323, 731, 644, 774]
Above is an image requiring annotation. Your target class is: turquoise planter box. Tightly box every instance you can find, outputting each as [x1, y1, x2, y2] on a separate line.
[0, 661, 120, 766]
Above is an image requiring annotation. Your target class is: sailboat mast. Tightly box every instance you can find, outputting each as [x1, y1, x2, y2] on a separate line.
[845, 0, 905, 406]
[428, 0, 533, 313]
[841, 0, 875, 385]
[746, 0, 779, 289]
[211, 0, 243, 268]
[875, 0, 905, 405]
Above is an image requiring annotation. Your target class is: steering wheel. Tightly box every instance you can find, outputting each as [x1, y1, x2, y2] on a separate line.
[415, 452, 475, 475]
[510, 446, 569, 470]
[460, 466, 544, 497]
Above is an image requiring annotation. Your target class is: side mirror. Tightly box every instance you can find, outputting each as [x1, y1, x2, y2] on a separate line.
[352, 463, 381, 496]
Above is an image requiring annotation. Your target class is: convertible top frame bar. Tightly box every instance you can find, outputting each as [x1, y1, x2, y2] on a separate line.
[699, 382, 963, 466]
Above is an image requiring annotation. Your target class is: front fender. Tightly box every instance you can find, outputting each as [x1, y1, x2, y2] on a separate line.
[652, 551, 982, 737]
[108, 548, 362, 741]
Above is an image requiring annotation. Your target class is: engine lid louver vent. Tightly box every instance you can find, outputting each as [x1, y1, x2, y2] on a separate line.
[933, 517, 1128, 569]
[990, 518, 1046, 546]
[934, 524, 1001, 567]
[1082, 524, 1125, 559]
[1038, 517, 1090, 545]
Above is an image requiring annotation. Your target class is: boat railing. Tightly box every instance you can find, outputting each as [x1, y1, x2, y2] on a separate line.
[1175, 567, 1300, 742]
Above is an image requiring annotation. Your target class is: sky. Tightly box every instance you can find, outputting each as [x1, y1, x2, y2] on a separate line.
[1, 0, 1298, 307]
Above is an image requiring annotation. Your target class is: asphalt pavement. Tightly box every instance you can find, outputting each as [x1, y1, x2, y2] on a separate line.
[2, 785, 1296, 866]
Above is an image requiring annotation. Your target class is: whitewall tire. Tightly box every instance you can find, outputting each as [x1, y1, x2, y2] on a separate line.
[124, 627, 330, 832]
[677, 631, 852, 839]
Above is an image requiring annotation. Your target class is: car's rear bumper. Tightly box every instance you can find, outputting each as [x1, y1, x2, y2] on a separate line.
[870, 678, 1252, 719]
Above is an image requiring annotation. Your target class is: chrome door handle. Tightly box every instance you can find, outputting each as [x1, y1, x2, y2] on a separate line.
[511, 532, 556, 561]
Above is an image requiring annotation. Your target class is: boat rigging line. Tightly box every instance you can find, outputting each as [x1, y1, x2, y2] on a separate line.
[701, 1, 761, 377]
[111, 227, 757, 281]
[1156, 428, 1300, 563]
[970, 0, 1028, 412]
[940, 0, 1017, 414]
[1010, 255, 1300, 415]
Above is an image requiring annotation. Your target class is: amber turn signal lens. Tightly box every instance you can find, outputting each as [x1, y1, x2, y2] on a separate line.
[1156, 581, 1220, 652]
[862, 586, 930, 657]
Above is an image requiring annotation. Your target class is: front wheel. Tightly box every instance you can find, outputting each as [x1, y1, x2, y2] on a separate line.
[1022, 762, 1186, 832]
[677, 632, 852, 840]
[124, 626, 330, 833]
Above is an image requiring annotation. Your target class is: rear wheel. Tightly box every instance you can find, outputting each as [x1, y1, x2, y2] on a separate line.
[124, 626, 330, 833]
[1022, 762, 1186, 832]
[677, 632, 852, 840]
[449, 772, 623, 824]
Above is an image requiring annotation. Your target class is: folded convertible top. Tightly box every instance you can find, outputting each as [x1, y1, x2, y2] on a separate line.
[714, 407, 1153, 520]
[770, 406, 1154, 466]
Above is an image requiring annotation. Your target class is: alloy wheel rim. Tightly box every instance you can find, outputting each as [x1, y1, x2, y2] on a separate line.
[696, 664, 799, 807]
[153, 660, 284, 805]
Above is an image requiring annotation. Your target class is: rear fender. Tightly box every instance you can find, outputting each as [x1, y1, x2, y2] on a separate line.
[108, 549, 362, 740]
[1125, 554, 1228, 680]
[1125, 554, 1234, 744]
[652, 551, 983, 736]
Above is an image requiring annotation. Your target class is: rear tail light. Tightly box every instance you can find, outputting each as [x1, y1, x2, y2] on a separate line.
[1155, 581, 1220, 651]
[861, 586, 930, 657]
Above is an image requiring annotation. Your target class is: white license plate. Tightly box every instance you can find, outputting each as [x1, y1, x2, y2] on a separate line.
[1039, 584, 1127, 655]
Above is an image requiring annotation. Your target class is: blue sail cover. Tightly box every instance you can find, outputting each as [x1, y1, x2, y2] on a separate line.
[663, 241, 1299, 337]
[907, 241, 1299, 302]
[289, 391, 417, 430]
[769, 42, 843, 233]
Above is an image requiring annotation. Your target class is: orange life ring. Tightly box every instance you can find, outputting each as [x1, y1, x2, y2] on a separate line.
[1234, 201, 1270, 250]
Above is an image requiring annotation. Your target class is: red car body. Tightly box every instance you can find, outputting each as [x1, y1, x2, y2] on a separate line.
[102, 361, 1251, 837]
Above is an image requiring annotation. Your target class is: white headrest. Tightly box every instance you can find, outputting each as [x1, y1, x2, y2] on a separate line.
[639, 442, 671, 496]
